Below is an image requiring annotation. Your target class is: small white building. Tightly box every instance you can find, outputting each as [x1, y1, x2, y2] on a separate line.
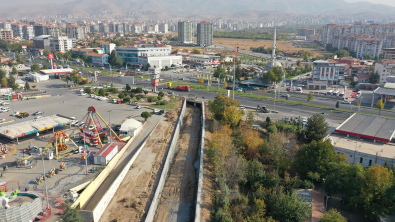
[94, 143, 119, 165]
[119, 118, 143, 137]
[28, 72, 50, 82]
[138, 55, 182, 69]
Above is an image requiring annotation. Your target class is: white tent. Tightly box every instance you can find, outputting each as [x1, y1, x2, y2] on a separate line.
[119, 118, 143, 136]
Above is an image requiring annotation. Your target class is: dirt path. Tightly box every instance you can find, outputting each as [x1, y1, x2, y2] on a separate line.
[154, 105, 202, 222]
[99, 121, 173, 222]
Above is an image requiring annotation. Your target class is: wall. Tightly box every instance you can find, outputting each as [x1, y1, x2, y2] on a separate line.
[0, 193, 42, 221]
[194, 102, 205, 222]
[145, 99, 187, 222]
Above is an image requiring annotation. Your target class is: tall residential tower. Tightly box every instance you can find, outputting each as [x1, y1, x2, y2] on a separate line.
[197, 21, 213, 47]
[178, 21, 194, 44]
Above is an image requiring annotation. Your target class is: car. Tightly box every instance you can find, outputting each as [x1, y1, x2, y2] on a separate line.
[158, 109, 165, 115]
[236, 88, 242, 92]
[16, 111, 29, 118]
[167, 91, 174, 95]
[80, 93, 87, 96]
[0, 118, 5, 123]
[11, 111, 20, 116]
[342, 101, 352, 104]
[88, 125, 95, 130]
[135, 105, 143, 109]
[240, 106, 246, 112]
[302, 117, 307, 123]
[284, 117, 291, 122]
[33, 111, 43, 116]
[71, 121, 79, 126]
[281, 94, 290, 97]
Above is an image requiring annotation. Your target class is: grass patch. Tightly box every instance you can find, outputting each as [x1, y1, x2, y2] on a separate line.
[134, 76, 150, 81]
[148, 96, 181, 110]
[329, 114, 349, 118]
[70, 66, 115, 76]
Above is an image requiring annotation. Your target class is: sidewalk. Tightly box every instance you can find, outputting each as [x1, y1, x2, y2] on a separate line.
[311, 186, 325, 222]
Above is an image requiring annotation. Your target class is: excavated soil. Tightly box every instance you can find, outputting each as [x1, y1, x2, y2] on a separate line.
[99, 121, 174, 222]
[154, 105, 202, 222]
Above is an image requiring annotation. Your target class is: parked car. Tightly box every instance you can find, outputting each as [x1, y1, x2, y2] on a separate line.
[33, 111, 43, 116]
[135, 105, 143, 109]
[0, 118, 6, 123]
[80, 93, 87, 96]
[253, 87, 259, 90]
[302, 117, 307, 123]
[0, 107, 10, 113]
[16, 111, 29, 118]
[33, 116, 43, 121]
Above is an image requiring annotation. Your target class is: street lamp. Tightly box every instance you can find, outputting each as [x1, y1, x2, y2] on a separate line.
[41, 153, 50, 211]
[107, 110, 112, 143]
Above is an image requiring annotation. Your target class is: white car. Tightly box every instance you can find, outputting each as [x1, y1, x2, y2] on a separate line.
[34, 116, 43, 121]
[342, 101, 352, 104]
[11, 111, 20, 116]
[0, 118, 5, 123]
[80, 93, 87, 96]
[302, 117, 307, 123]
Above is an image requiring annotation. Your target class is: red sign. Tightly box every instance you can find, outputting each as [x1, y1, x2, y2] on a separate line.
[53, 63, 57, 69]
[151, 79, 159, 87]
[48, 54, 54, 60]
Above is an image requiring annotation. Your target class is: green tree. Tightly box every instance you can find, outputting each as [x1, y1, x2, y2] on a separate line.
[118, 93, 125, 99]
[43, 64, 49, 69]
[147, 96, 154, 102]
[84, 87, 91, 94]
[369, 71, 380, 84]
[158, 91, 165, 97]
[114, 56, 123, 66]
[136, 87, 143, 93]
[109, 50, 116, 65]
[376, 99, 385, 116]
[141, 111, 152, 121]
[111, 87, 118, 93]
[125, 84, 131, 91]
[320, 209, 347, 222]
[123, 96, 131, 103]
[208, 94, 243, 127]
[31, 64, 40, 72]
[213, 66, 228, 80]
[44, 49, 50, 56]
[144, 90, 148, 95]
[136, 95, 141, 101]
[364, 54, 372, 60]
[16, 53, 24, 64]
[334, 49, 350, 58]
[192, 49, 200, 54]
[305, 113, 329, 142]
[92, 49, 99, 53]
[60, 204, 83, 222]
[7, 75, 15, 88]
[247, 111, 255, 125]
[263, 66, 283, 83]
[336, 101, 340, 108]
[11, 66, 18, 75]
[98, 88, 105, 96]
[294, 140, 341, 179]
[307, 91, 313, 103]
[130, 93, 135, 98]
[0, 77, 7, 88]
[12, 83, 19, 90]
[325, 44, 335, 52]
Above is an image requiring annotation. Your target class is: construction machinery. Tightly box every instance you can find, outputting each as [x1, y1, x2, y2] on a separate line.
[257, 105, 271, 113]
[175, 85, 190, 92]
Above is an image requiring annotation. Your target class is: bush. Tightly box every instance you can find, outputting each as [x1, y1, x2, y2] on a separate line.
[136, 95, 141, 101]
[104, 92, 109, 96]
[144, 90, 148, 95]
[147, 96, 154, 102]
[136, 87, 143, 93]
[130, 93, 135, 98]
[123, 92, 129, 97]
[84, 87, 91, 93]
[123, 96, 131, 103]
[111, 88, 118, 93]
[157, 96, 163, 101]
[267, 125, 277, 134]
[158, 91, 165, 97]
[141, 111, 152, 121]
[98, 88, 105, 96]
[302, 180, 315, 189]
[156, 100, 168, 105]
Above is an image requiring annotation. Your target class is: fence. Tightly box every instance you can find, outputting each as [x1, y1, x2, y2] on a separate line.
[0, 193, 42, 221]
[144, 99, 187, 222]
[194, 102, 205, 222]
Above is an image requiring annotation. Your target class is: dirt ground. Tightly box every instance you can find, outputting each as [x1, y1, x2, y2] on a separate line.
[154, 105, 202, 222]
[214, 38, 325, 56]
[200, 102, 215, 221]
[99, 121, 174, 222]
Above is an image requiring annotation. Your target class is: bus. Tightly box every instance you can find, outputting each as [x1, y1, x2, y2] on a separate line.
[326, 90, 333, 96]
[332, 90, 340, 97]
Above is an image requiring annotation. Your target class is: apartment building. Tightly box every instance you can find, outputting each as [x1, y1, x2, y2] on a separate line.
[332, 35, 382, 59]
[99, 24, 109, 33]
[374, 59, 395, 84]
[178, 21, 194, 44]
[312, 60, 346, 84]
[66, 25, 85, 39]
[197, 21, 213, 46]
[159, 23, 168, 33]
[115, 44, 172, 64]
[100, 42, 116, 54]
[0, 29, 13, 41]
[50, 36, 75, 53]
[11, 23, 24, 38]
[382, 48, 395, 60]
[87, 53, 109, 66]
[22, 25, 34, 40]
[298, 28, 315, 36]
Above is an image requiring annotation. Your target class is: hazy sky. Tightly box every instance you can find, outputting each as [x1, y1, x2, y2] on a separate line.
[345, 0, 395, 7]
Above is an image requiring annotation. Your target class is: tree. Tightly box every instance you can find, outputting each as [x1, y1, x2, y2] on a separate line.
[192, 49, 200, 54]
[125, 84, 131, 91]
[320, 209, 347, 222]
[266, 116, 271, 126]
[376, 99, 385, 116]
[130, 93, 135, 98]
[263, 88, 267, 93]
[123, 96, 131, 103]
[334, 49, 350, 58]
[11, 66, 18, 75]
[141, 111, 151, 121]
[209, 94, 241, 123]
[136, 95, 141, 101]
[262, 66, 283, 83]
[199, 77, 204, 84]
[307, 92, 313, 103]
[12, 83, 19, 90]
[31, 64, 40, 72]
[305, 113, 329, 142]
[98, 88, 105, 96]
[114, 56, 123, 66]
[0, 77, 7, 88]
[84, 87, 91, 94]
[247, 111, 255, 125]
[118, 93, 125, 99]
[364, 54, 372, 60]
[209, 79, 212, 85]
[144, 90, 148, 95]
[109, 50, 116, 65]
[214, 66, 227, 80]
[92, 49, 99, 53]
[294, 140, 342, 179]
[60, 204, 83, 222]
[325, 44, 335, 52]
[147, 96, 154, 102]
[158, 91, 164, 97]
[7, 76, 15, 88]
[136, 87, 143, 93]
[44, 49, 50, 56]
[336, 101, 340, 108]
[16, 53, 24, 64]
[43, 64, 49, 69]
[354, 100, 360, 108]
[224, 81, 228, 87]
[369, 71, 380, 84]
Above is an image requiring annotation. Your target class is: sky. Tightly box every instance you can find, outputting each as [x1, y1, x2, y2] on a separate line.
[344, 0, 395, 7]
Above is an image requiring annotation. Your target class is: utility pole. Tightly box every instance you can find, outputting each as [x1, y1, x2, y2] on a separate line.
[107, 110, 112, 143]
[41, 154, 49, 210]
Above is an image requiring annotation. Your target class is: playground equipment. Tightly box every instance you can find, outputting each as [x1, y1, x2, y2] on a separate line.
[0, 192, 10, 209]
[15, 153, 33, 167]
[43, 131, 79, 159]
[26, 142, 38, 151]
[72, 106, 121, 148]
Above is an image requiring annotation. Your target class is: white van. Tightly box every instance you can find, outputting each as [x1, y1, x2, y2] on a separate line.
[0, 107, 10, 113]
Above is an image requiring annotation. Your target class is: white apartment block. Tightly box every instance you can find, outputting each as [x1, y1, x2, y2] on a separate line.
[50, 36, 74, 53]
[374, 59, 395, 84]
[131, 24, 142, 33]
[11, 23, 23, 38]
[333, 35, 382, 58]
[197, 21, 213, 46]
[101, 43, 116, 54]
[23, 25, 34, 40]
[312, 60, 345, 84]
[159, 23, 168, 33]
[178, 21, 194, 44]
[66, 25, 85, 39]
[115, 44, 172, 64]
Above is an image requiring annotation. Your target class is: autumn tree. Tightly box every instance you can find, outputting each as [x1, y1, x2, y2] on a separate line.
[376, 99, 385, 116]
[320, 209, 347, 222]
[247, 111, 255, 125]
[199, 77, 204, 84]
[209, 94, 243, 128]
[307, 91, 313, 103]
[0, 77, 7, 87]
[224, 81, 228, 88]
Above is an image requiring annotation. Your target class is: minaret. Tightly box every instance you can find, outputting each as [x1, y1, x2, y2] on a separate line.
[271, 26, 276, 67]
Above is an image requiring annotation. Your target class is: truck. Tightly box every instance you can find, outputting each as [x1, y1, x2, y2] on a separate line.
[167, 82, 174, 89]
[175, 85, 190, 92]
[256, 105, 271, 113]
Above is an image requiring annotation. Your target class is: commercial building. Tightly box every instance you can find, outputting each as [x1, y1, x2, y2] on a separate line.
[87, 53, 109, 66]
[374, 59, 395, 84]
[178, 21, 194, 44]
[115, 44, 172, 64]
[189, 54, 220, 66]
[138, 55, 182, 69]
[66, 25, 85, 39]
[119, 118, 142, 137]
[197, 21, 213, 46]
[50, 36, 75, 53]
[33, 35, 51, 51]
[312, 60, 346, 84]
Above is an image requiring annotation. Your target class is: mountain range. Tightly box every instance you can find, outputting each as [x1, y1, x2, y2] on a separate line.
[0, 0, 394, 20]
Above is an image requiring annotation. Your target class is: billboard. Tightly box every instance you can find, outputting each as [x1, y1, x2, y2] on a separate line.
[150, 74, 160, 79]
[151, 79, 159, 87]
[48, 54, 54, 60]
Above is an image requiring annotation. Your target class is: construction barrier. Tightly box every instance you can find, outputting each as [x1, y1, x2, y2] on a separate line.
[195, 102, 205, 222]
[145, 99, 187, 222]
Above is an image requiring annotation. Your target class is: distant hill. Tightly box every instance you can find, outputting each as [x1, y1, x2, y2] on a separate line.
[0, 0, 394, 20]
